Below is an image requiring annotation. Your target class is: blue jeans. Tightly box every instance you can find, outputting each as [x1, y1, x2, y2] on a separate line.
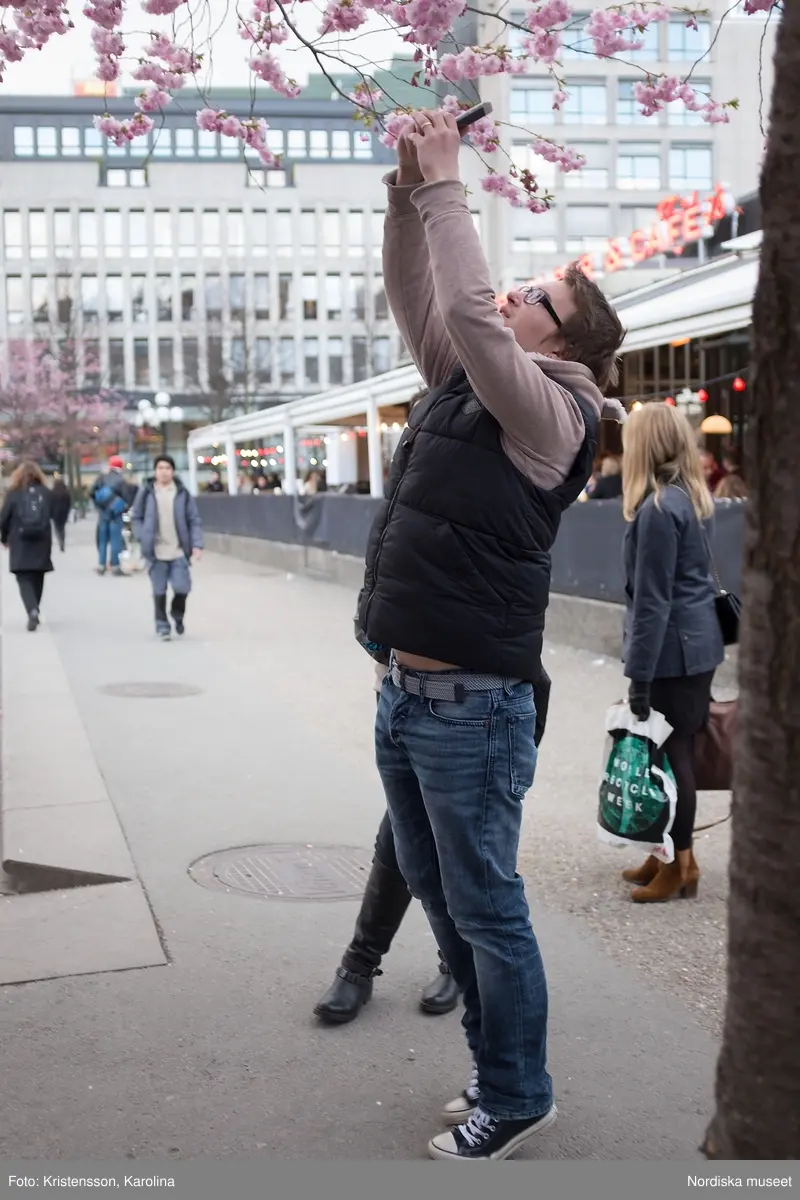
[148, 556, 192, 633]
[375, 676, 552, 1121]
[97, 516, 123, 568]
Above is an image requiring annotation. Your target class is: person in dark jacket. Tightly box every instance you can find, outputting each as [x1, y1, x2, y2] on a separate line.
[589, 454, 623, 499]
[205, 471, 225, 494]
[131, 455, 204, 641]
[621, 402, 724, 903]
[347, 110, 626, 1163]
[91, 455, 130, 575]
[0, 461, 53, 631]
[49, 476, 72, 551]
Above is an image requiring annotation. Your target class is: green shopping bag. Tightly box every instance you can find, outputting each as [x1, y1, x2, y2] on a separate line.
[597, 703, 678, 864]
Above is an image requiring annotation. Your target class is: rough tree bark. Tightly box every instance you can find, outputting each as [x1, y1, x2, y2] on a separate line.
[703, 3, 800, 1160]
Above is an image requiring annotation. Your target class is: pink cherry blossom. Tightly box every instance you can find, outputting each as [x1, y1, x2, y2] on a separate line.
[320, 0, 369, 34]
[525, 0, 572, 30]
[482, 172, 526, 205]
[743, 0, 775, 11]
[135, 88, 172, 112]
[532, 137, 585, 171]
[94, 111, 154, 147]
[401, 0, 467, 49]
[379, 111, 417, 148]
[142, 0, 188, 13]
[552, 88, 567, 109]
[249, 50, 301, 97]
[523, 29, 562, 64]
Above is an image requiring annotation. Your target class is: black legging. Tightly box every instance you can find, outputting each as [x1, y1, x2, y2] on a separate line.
[16, 570, 45, 616]
[650, 670, 715, 852]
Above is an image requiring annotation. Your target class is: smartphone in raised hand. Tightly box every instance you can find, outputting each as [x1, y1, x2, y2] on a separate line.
[455, 102, 494, 132]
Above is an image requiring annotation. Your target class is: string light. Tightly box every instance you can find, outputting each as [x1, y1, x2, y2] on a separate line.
[697, 389, 708, 404]
[732, 376, 746, 392]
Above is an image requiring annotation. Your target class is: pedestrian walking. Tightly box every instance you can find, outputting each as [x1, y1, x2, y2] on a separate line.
[0, 461, 53, 631]
[355, 108, 626, 1161]
[620, 403, 724, 902]
[91, 454, 130, 575]
[131, 455, 204, 641]
[49, 475, 72, 551]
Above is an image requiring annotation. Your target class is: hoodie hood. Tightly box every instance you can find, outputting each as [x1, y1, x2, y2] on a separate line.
[527, 354, 626, 424]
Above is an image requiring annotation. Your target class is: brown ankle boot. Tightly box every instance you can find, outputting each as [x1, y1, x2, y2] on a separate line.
[621, 855, 661, 885]
[631, 849, 699, 903]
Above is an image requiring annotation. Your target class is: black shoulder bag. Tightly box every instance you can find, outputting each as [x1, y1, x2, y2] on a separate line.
[699, 523, 741, 646]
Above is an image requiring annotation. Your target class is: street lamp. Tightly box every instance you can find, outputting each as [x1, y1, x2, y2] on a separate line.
[135, 393, 184, 456]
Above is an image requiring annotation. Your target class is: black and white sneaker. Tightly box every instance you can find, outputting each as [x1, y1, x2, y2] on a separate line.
[441, 1064, 480, 1126]
[428, 1103, 557, 1161]
[173, 617, 185, 636]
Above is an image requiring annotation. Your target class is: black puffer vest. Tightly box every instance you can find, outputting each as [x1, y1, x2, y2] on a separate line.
[357, 366, 597, 682]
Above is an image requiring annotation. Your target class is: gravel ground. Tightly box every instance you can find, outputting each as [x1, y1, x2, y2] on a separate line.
[519, 641, 734, 1035]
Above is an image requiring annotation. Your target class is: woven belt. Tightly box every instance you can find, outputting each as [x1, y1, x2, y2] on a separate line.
[389, 664, 521, 703]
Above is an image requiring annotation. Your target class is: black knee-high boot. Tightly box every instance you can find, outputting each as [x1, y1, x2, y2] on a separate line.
[314, 858, 412, 1024]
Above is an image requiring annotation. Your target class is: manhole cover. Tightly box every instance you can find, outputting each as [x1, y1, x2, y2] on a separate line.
[100, 682, 203, 699]
[189, 844, 372, 900]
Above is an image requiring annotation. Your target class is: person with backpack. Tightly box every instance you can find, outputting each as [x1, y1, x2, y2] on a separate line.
[91, 454, 129, 576]
[131, 455, 204, 641]
[49, 475, 72, 552]
[0, 461, 53, 631]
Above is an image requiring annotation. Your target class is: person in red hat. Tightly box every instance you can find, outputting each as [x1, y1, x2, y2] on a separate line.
[90, 455, 130, 575]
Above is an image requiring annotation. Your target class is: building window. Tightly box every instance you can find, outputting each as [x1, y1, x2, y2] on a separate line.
[565, 205, 610, 251]
[352, 336, 368, 382]
[152, 127, 172, 157]
[247, 167, 287, 188]
[302, 274, 318, 320]
[563, 83, 607, 124]
[154, 210, 172, 256]
[227, 209, 245, 255]
[255, 337, 271, 384]
[229, 273, 246, 320]
[511, 143, 557, 190]
[156, 275, 172, 321]
[178, 209, 195, 257]
[104, 210, 123, 258]
[619, 206, 658, 235]
[56, 275, 73, 326]
[84, 126, 103, 158]
[667, 81, 711, 125]
[617, 142, 662, 190]
[617, 80, 651, 125]
[347, 210, 364, 257]
[84, 339, 101, 385]
[373, 337, 392, 375]
[370, 211, 383, 259]
[287, 130, 306, 158]
[36, 127, 57, 157]
[5, 276, 24, 324]
[279, 337, 295, 385]
[27, 210, 47, 259]
[127, 209, 147, 259]
[81, 275, 99, 320]
[564, 142, 610, 189]
[279, 273, 294, 320]
[276, 210, 293, 257]
[31, 276, 48, 324]
[202, 210, 221, 256]
[324, 210, 340, 256]
[300, 209, 316, 255]
[348, 273, 365, 321]
[669, 144, 713, 190]
[62, 127, 81, 156]
[109, 338, 125, 387]
[2, 211, 22, 259]
[158, 338, 174, 388]
[132, 275, 148, 323]
[328, 336, 344, 385]
[627, 22, 660, 60]
[353, 131, 372, 160]
[331, 131, 350, 159]
[267, 129, 285, 156]
[134, 338, 150, 387]
[106, 167, 147, 188]
[254, 273, 269, 320]
[198, 129, 217, 158]
[106, 275, 124, 323]
[373, 275, 389, 320]
[204, 274, 222, 319]
[511, 207, 558, 253]
[183, 337, 199, 387]
[13, 126, 34, 156]
[510, 82, 555, 125]
[231, 337, 246, 384]
[251, 210, 268, 256]
[326, 274, 342, 320]
[304, 337, 319, 385]
[53, 210, 72, 258]
[79, 210, 98, 256]
[668, 18, 711, 60]
[308, 130, 328, 160]
[175, 128, 195, 158]
[561, 12, 591, 59]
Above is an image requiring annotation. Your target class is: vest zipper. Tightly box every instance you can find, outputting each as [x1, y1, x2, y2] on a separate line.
[362, 429, 417, 627]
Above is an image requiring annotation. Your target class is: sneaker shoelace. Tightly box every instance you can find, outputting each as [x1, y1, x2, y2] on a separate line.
[459, 1107, 497, 1148]
[464, 1064, 480, 1104]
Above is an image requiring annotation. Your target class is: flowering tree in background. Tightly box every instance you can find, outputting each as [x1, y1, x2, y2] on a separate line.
[0, 0, 779, 207]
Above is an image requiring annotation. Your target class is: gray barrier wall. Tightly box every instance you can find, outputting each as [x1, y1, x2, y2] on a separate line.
[196, 493, 745, 603]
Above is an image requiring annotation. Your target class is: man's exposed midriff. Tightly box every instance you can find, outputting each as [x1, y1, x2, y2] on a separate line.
[395, 651, 462, 671]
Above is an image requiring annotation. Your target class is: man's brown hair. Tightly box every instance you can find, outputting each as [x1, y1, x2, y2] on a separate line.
[559, 263, 625, 394]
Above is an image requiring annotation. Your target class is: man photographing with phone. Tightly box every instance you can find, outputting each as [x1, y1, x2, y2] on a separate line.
[356, 108, 626, 1161]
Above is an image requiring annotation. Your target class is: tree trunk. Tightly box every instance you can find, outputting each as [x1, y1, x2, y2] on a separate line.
[704, 3, 800, 1160]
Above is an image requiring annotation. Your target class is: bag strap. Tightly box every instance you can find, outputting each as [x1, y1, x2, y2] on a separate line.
[674, 484, 724, 597]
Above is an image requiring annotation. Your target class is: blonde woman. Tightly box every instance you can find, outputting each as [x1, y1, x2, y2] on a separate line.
[620, 404, 724, 902]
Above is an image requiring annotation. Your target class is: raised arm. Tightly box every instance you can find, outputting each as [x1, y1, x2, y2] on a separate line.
[382, 133, 459, 391]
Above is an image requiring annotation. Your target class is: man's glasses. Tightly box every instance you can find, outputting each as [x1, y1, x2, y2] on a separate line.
[519, 285, 562, 329]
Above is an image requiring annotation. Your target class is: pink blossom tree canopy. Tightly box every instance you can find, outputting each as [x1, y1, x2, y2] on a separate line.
[0, 0, 778, 207]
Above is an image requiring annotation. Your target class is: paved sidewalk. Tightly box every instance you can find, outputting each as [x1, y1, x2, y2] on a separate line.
[0, 525, 720, 1160]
